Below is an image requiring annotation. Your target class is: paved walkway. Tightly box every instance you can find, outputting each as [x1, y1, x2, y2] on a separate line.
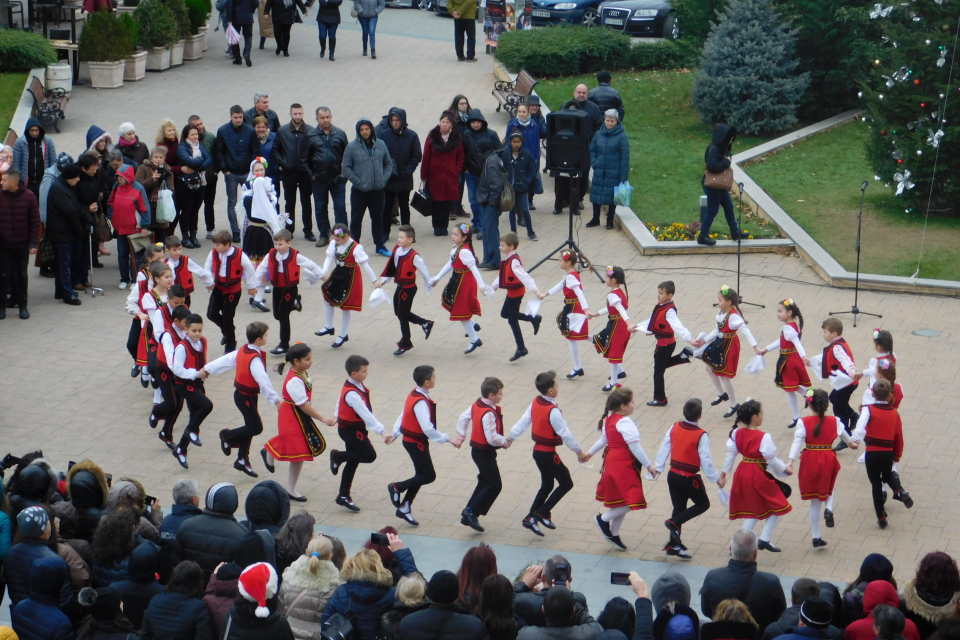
[2, 10, 959, 586]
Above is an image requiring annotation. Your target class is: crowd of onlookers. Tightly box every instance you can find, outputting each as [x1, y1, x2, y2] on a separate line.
[0, 451, 957, 640]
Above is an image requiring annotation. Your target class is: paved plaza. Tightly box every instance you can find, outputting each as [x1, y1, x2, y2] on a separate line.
[2, 8, 959, 589]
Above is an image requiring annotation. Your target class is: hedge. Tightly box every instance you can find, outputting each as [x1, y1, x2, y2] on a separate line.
[494, 25, 698, 77]
[0, 30, 57, 73]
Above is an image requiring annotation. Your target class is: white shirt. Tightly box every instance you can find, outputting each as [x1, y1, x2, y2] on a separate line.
[391, 387, 450, 443]
[285, 373, 311, 406]
[254, 250, 324, 287]
[765, 323, 806, 357]
[588, 417, 651, 467]
[172, 336, 206, 381]
[704, 311, 757, 347]
[863, 352, 897, 383]
[862, 380, 905, 407]
[381, 246, 433, 292]
[203, 247, 257, 287]
[125, 271, 150, 315]
[204, 345, 281, 404]
[141, 292, 169, 333]
[456, 398, 508, 447]
[788, 417, 850, 460]
[507, 396, 582, 453]
[723, 428, 786, 476]
[595, 291, 629, 320]
[548, 273, 589, 310]
[434, 247, 486, 290]
[166, 256, 214, 288]
[334, 379, 385, 435]
[490, 252, 539, 293]
[636, 307, 692, 341]
[653, 421, 720, 483]
[321, 240, 378, 283]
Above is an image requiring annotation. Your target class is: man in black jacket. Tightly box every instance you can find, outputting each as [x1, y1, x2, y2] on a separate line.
[302, 106, 348, 248]
[273, 103, 315, 240]
[176, 482, 248, 582]
[398, 570, 488, 640]
[226, 0, 260, 66]
[243, 93, 281, 133]
[513, 555, 589, 627]
[376, 107, 422, 237]
[589, 71, 625, 122]
[45, 163, 88, 306]
[215, 106, 258, 242]
[700, 529, 787, 634]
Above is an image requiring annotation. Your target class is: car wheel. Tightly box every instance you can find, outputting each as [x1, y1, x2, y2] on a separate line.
[581, 7, 598, 26]
[418, 0, 433, 9]
[662, 13, 679, 39]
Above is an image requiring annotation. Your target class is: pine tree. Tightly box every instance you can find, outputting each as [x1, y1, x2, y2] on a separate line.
[862, 0, 960, 213]
[691, 0, 809, 134]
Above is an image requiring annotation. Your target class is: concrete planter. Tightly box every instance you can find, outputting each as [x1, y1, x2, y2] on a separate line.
[170, 39, 185, 66]
[199, 25, 208, 51]
[184, 33, 203, 60]
[87, 60, 125, 89]
[145, 46, 171, 71]
[123, 49, 147, 81]
[116, 4, 137, 14]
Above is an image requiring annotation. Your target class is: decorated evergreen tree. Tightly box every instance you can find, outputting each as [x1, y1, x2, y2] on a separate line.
[692, 0, 808, 134]
[862, 0, 960, 213]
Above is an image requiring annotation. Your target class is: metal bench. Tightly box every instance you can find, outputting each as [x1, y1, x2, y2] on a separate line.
[28, 75, 68, 133]
[492, 69, 538, 117]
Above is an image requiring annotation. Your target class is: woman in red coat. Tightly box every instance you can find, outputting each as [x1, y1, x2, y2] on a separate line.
[421, 111, 464, 237]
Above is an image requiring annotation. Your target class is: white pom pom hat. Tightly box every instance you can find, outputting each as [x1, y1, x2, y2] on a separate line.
[237, 562, 278, 618]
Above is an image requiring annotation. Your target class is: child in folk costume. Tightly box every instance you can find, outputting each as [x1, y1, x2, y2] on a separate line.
[486, 232, 542, 362]
[375, 225, 435, 357]
[254, 229, 323, 355]
[170, 313, 213, 470]
[152, 302, 189, 450]
[387, 365, 461, 527]
[787, 389, 848, 548]
[583, 387, 657, 551]
[261, 344, 337, 502]
[849, 379, 914, 528]
[205, 321, 282, 478]
[125, 244, 165, 387]
[855, 329, 898, 389]
[457, 377, 510, 533]
[539, 249, 591, 379]
[316, 224, 379, 349]
[757, 298, 810, 428]
[330, 355, 392, 512]
[859, 358, 904, 498]
[590, 266, 632, 392]
[143, 264, 183, 438]
[204, 230, 258, 354]
[653, 398, 722, 559]
[430, 223, 487, 354]
[507, 371, 587, 537]
[719, 400, 792, 552]
[634, 280, 695, 408]
[696, 285, 760, 419]
[240, 158, 287, 313]
[805, 319, 860, 451]
[164, 235, 213, 308]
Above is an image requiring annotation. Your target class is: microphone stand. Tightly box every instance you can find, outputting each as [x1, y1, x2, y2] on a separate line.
[529, 172, 604, 282]
[829, 181, 882, 327]
[714, 183, 764, 308]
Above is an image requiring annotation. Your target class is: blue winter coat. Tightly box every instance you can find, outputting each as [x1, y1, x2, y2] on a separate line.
[215, 122, 258, 175]
[139, 591, 217, 640]
[11, 557, 75, 640]
[5, 539, 73, 607]
[159, 504, 203, 545]
[502, 147, 537, 195]
[589, 121, 629, 205]
[253, 133, 282, 183]
[504, 118, 541, 161]
[321, 548, 417, 640]
[176, 143, 213, 173]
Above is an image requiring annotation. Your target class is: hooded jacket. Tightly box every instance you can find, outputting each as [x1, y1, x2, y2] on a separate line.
[420, 126, 464, 201]
[353, 0, 383, 18]
[241, 480, 290, 535]
[342, 118, 394, 193]
[502, 145, 536, 195]
[11, 557, 75, 640]
[302, 124, 349, 184]
[462, 110, 502, 177]
[9, 459, 61, 522]
[4, 537, 72, 607]
[202, 571, 239, 629]
[176, 483, 248, 582]
[44, 174, 88, 244]
[902, 579, 960, 640]
[0, 181, 41, 247]
[159, 503, 203, 545]
[589, 121, 630, 205]
[474, 147, 505, 208]
[84, 126, 114, 161]
[505, 115, 541, 162]
[844, 581, 919, 640]
[109, 543, 164, 630]
[375, 108, 422, 193]
[278, 556, 340, 639]
[704, 124, 737, 177]
[13, 118, 57, 188]
[107, 165, 149, 237]
[67, 460, 108, 543]
[118, 135, 150, 168]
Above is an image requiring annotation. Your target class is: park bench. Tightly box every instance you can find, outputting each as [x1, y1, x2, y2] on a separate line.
[28, 75, 68, 133]
[492, 69, 538, 117]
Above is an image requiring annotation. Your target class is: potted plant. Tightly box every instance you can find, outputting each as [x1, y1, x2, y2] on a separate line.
[183, 0, 206, 59]
[198, 0, 211, 50]
[119, 12, 147, 80]
[78, 9, 133, 88]
[166, 0, 190, 65]
[135, 0, 179, 71]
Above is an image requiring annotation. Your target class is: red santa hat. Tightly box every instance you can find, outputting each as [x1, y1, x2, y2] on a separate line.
[237, 562, 278, 618]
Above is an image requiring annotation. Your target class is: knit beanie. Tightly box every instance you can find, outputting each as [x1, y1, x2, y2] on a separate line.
[597, 70, 612, 83]
[860, 553, 894, 583]
[61, 163, 81, 180]
[426, 570, 460, 605]
[118, 122, 136, 137]
[16, 506, 48, 538]
[238, 562, 278, 618]
[56, 152, 74, 168]
[205, 482, 238, 514]
[799, 597, 833, 630]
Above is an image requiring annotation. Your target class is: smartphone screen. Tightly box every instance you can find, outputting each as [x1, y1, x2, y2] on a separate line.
[371, 532, 389, 545]
[554, 562, 570, 584]
[611, 572, 631, 585]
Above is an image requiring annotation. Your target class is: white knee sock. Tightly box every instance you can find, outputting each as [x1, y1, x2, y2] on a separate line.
[323, 301, 335, 330]
[760, 514, 780, 542]
[810, 499, 822, 539]
[720, 377, 739, 408]
[609, 363, 619, 385]
[461, 319, 478, 342]
[569, 341, 582, 371]
[826, 493, 836, 512]
[610, 512, 628, 536]
[153, 388, 162, 404]
[602, 506, 630, 523]
[616, 363, 624, 377]
[742, 518, 758, 531]
[141, 366, 150, 380]
[256, 285, 267, 303]
[287, 461, 303, 496]
[709, 371, 724, 395]
[787, 391, 801, 421]
[340, 310, 352, 337]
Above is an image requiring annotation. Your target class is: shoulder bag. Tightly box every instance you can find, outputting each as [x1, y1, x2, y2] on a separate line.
[320, 596, 355, 640]
[703, 146, 733, 190]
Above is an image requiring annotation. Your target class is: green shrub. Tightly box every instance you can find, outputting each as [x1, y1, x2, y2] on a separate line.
[185, 0, 207, 34]
[135, 0, 180, 48]
[78, 9, 134, 61]
[165, 0, 191, 39]
[0, 30, 57, 73]
[120, 12, 141, 49]
[672, 0, 726, 44]
[495, 25, 696, 77]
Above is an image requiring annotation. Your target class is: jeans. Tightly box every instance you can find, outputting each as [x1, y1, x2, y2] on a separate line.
[454, 17, 475, 59]
[223, 172, 246, 234]
[311, 178, 347, 239]
[464, 173, 482, 228]
[230, 22, 253, 60]
[350, 187, 385, 249]
[701, 185, 739, 238]
[317, 22, 338, 41]
[53, 241, 84, 299]
[117, 235, 133, 284]
[509, 191, 533, 235]
[481, 205, 500, 266]
[203, 172, 219, 232]
[358, 15, 377, 51]
[282, 171, 313, 234]
[0, 243, 29, 308]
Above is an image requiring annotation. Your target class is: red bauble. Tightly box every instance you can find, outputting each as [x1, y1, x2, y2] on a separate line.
[898, 159, 904, 164]
[914, 79, 921, 85]
[921, 102, 927, 107]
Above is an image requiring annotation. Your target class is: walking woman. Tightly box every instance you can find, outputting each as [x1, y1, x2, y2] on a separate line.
[314, 0, 341, 60]
[176, 124, 212, 249]
[587, 109, 629, 230]
[699, 124, 741, 245]
[264, 0, 307, 56]
[421, 111, 464, 237]
[354, 0, 384, 58]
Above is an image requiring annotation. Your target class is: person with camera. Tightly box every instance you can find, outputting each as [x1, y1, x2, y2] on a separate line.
[513, 556, 589, 628]
[176, 124, 213, 249]
[302, 107, 349, 248]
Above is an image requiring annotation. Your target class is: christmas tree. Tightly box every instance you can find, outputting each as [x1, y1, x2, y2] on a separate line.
[691, 0, 808, 134]
[862, 0, 960, 213]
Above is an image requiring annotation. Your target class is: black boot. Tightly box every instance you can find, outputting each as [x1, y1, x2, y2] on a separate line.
[319, 37, 326, 58]
[586, 215, 600, 228]
[259, 36, 265, 49]
[606, 211, 615, 230]
[371, 48, 376, 59]
[329, 37, 336, 61]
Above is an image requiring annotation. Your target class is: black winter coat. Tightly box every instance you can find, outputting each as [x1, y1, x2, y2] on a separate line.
[44, 175, 88, 244]
[502, 148, 536, 195]
[243, 107, 281, 134]
[0, 182, 41, 247]
[313, 0, 341, 23]
[513, 584, 589, 628]
[225, 0, 259, 25]
[302, 125, 349, 185]
[215, 122, 258, 175]
[139, 592, 217, 640]
[462, 110, 502, 178]
[700, 559, 786, 634]
[703, 124, 737, 185]
[272, 121, 312, 175]
[474, 151, 505, 208]
[398, 603, 490, 640]
[222, 602, 295, 640]
[263, 0, 306, 24]
[176, 511, 248, 582]
[110, 577, 164, 630]
[67, 462, 109, 543]
[588, 83, 625, 121]
[375, 108, 422, 193]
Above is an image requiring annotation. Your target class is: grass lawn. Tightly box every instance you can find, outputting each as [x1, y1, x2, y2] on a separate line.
[535, 70, 780, 239]
[744, 119, 960, 281]
[0, 73, 28, 135]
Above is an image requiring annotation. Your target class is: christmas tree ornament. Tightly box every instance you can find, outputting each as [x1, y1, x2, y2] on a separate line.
[926, 129, 944, 147]
[870, 3, 894, 18]
[917, 149, 923, 155]
[893, 170, 915, 195]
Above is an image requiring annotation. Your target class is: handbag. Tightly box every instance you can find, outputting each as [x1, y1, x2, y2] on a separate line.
[411, 181, 432, 218]
[498, 169, 515, 213]
[320, 596, 355, 640]
[38, 236, 55, 267]
[703, 146, 733, 190]
[181, 172, 203, 191]
[93, 210, 113, 243]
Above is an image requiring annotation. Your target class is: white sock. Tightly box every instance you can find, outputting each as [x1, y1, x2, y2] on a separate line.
[141, 366, 150, 380]
[399, 502, 411, 514]
[826, 493, 836, 512]
[720, 377, 739, 408]
[742, 518, 758, 531]
[340, 310, 352, 337]
[760, 514, 780, 542]
[616, 363, 624, 377]
[287, 461, 302, 496]
[461, 319, 479, 342]
[709, 370, 724, 395]
[256, 285, 267, 303]
[323, 301, 335, 331]
[569, 341, 582, 371]
[787, 391, 801, 421]
[602, 506, 630, 523]
[610, 512, 627, 536]
[810, 499, 822, 539]
[609, 363, 619, 385]
[153, 388, 162, 404]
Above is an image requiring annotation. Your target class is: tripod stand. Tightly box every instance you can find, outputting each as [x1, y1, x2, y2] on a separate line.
[713, 183, 764, 308]
[829, 181, 881, 327]
[529, 173, 604, 282]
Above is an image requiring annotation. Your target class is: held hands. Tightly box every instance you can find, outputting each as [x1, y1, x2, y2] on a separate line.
[324, 417, 337, 427]
[503, 439, 512, 450]
[849, 440, 860, 450]
[785, 461, 794, 475]
[577, 451, 590, 463]
[717, 475, 726, 489]
[374, 280, 384, 289]
[647, 466, 659, 480]
[197, 369, 210, 380]
[137, 312, 148, 321]
[384, 434, 396, 445]
[586, 311, 600, 319]
[248, 288, 258, 296]
[628, 571, 649, 598]
[755, 346, 765, 355]
[537, 291, 548, 300]
[802, 357, 811, 366]
[853, 372, 864, 382]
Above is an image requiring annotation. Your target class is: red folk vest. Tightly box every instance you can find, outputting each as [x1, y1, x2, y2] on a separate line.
[607, 288, 627, 318]
[381, 246, 419, 287]
[282, 369, 312, 404]
[562, 272, 584, 313]
[268, 248, 301, 289]
[822, 338, 857, 385]
[469, 399, 503, 450]
[155, 328, 182, 373]
[531, 396, 563, 452]
[168, 257, 195, 295]
[338, 380, 372, 429]
[603, 413, 628, 450]
[400, 389, 436, 443]
[174, 337, 208, 385]
[499, 254, 525, 298]
[649, 301, 677, 347]
[234, 345, 266, 395]
[864, 404, 899, 452]
[779, 321, 801, 353]
[668, 421, 706, 477]
[213, 249, 244, 293]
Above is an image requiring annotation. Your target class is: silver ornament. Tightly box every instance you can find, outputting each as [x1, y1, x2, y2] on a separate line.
[893, 170, 915, 195]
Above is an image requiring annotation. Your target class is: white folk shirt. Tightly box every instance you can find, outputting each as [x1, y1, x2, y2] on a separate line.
[765, 323, 806, 357]
[166, 256, 215, 288]
[285, 372, 311, 406]
[335, 378, 385, 435]
[173, 336, 206, 381]
[507, 396, 582, 453]
[635, 307, 693, 341]
[653, 420, 720, 483]
[588, 417, 651, 467]
[489, 251, 539, 293]
[723, 428, 787, 477]
[321, 241, 379, 283]
[390, 387, 450, 443]
[202, 246, 257, 286]
[157, 325, 186, 371]
[596, 291, 629, 320]
[456, 397, 508, 447]
[380, 246, 433, 293]
[704, 311, 758, 347]
[204, 345, 281, 404]
[434, 247, 486, 290]
[254, 250, 324, 287]
[547, 273, 590, 310]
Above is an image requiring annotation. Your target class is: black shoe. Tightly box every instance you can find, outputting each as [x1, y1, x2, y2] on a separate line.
[553, 209, 562, 215]
[647, 399, 668, 407]
[532, 315, 542, 335]
[233, 58, 242, 65]
[586, 218, 600, 228]
[812, 538, 828, 548]
[293, 295, 303, 312]
[245, 57, 252, 67]
[723, 404, 740, 419]
[824, 509, 835, 528]
[260, 448, 275, 473]
[610, 535, 627, 550]
[617, 371, 627, 379]
[529, 203, 536, 210]
[270, 345, 289, 355]
[697, 236, 717, 246]
[315, 327, 335, 336]
[371, 50, 376, 59]
[188, 432, 202, 447]
[232, 232, 241, 243]
[219, 429, 231, 456]
[396, 509, 419, 526]
[833, 441, 848, 452]
[666, 545, 692, 559]
[787, 419, 799, 429]
[148, 411, 158, 429]
[331, 335, 349, 348]
[758, 539, 781, 552]
[173, 446, 189, 469]
[131, 365, 140, 378]
[461, 508, 484, 532]
[602, 383, 619, 392]
[523, 516, 544, 536]
[393, 348, 409, 356]
[711, 393, 729, 406]
[63, 296, 81, 306]
[335, 495, 360, 511]
[605, 221, 614, 230]
[422, 320, 435, 340]
[234, 459, 258, 477]
[92, 260, 103, 268]
[665, 520, 682, 546]
[251, 298, 270, 312]
[566, 368, 584, 379]
[304, 231, 317, 241]
[288, 492, 308, 502]
[387, 483, 402, 508]
[527, 233, 538, 241]
[680, 347, 693, 360]
[330, 450, 341, 475]
[896, 491, 914, 508]
[596, 514, 614, 541]
[140, 374, 149, 388]
[329, 52, 335, 61]
[465, 339, 482, 354]
[510, 348, 528, 362]
[221, 337, 227, 345]
[275, 47, 281, 54]
[158, 433, 175, 449]
[319, 50, 325, 58]
[883, 489, 888, 504]
[535, 513, 556, 530]
[879, 514, 888, 528]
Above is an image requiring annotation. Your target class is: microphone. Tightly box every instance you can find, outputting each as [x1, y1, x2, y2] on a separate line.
[861, 181, 868, 191]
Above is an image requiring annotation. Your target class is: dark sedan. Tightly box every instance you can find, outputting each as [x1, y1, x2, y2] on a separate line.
[598, 0, 678, 38]
[530, 0, 601, 27]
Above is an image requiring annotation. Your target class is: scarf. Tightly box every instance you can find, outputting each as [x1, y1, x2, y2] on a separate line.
[516, 116, 532, 127]
[283, 0, 293, 7]
[118, 135, 139, 149]
[441, 132, 450, 143]
[187, 139, 207, 186]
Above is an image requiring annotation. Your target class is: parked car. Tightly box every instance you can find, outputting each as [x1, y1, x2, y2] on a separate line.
[598, 0, 677, 37]
[386, 0, 435, 10]
[530, 0, 600, 26]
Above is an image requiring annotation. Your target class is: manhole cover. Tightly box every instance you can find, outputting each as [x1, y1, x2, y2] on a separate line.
[913, 329, 941, 337]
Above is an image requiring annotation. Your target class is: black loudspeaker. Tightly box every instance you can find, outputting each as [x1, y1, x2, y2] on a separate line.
[546, 109, 591, 174]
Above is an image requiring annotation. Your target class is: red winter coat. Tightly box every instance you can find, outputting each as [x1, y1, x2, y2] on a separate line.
[107, 165, 148, 236]
[844, 581, 919, 640]
[420, 126, 464, 202]
[0, 182, 41, 247]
